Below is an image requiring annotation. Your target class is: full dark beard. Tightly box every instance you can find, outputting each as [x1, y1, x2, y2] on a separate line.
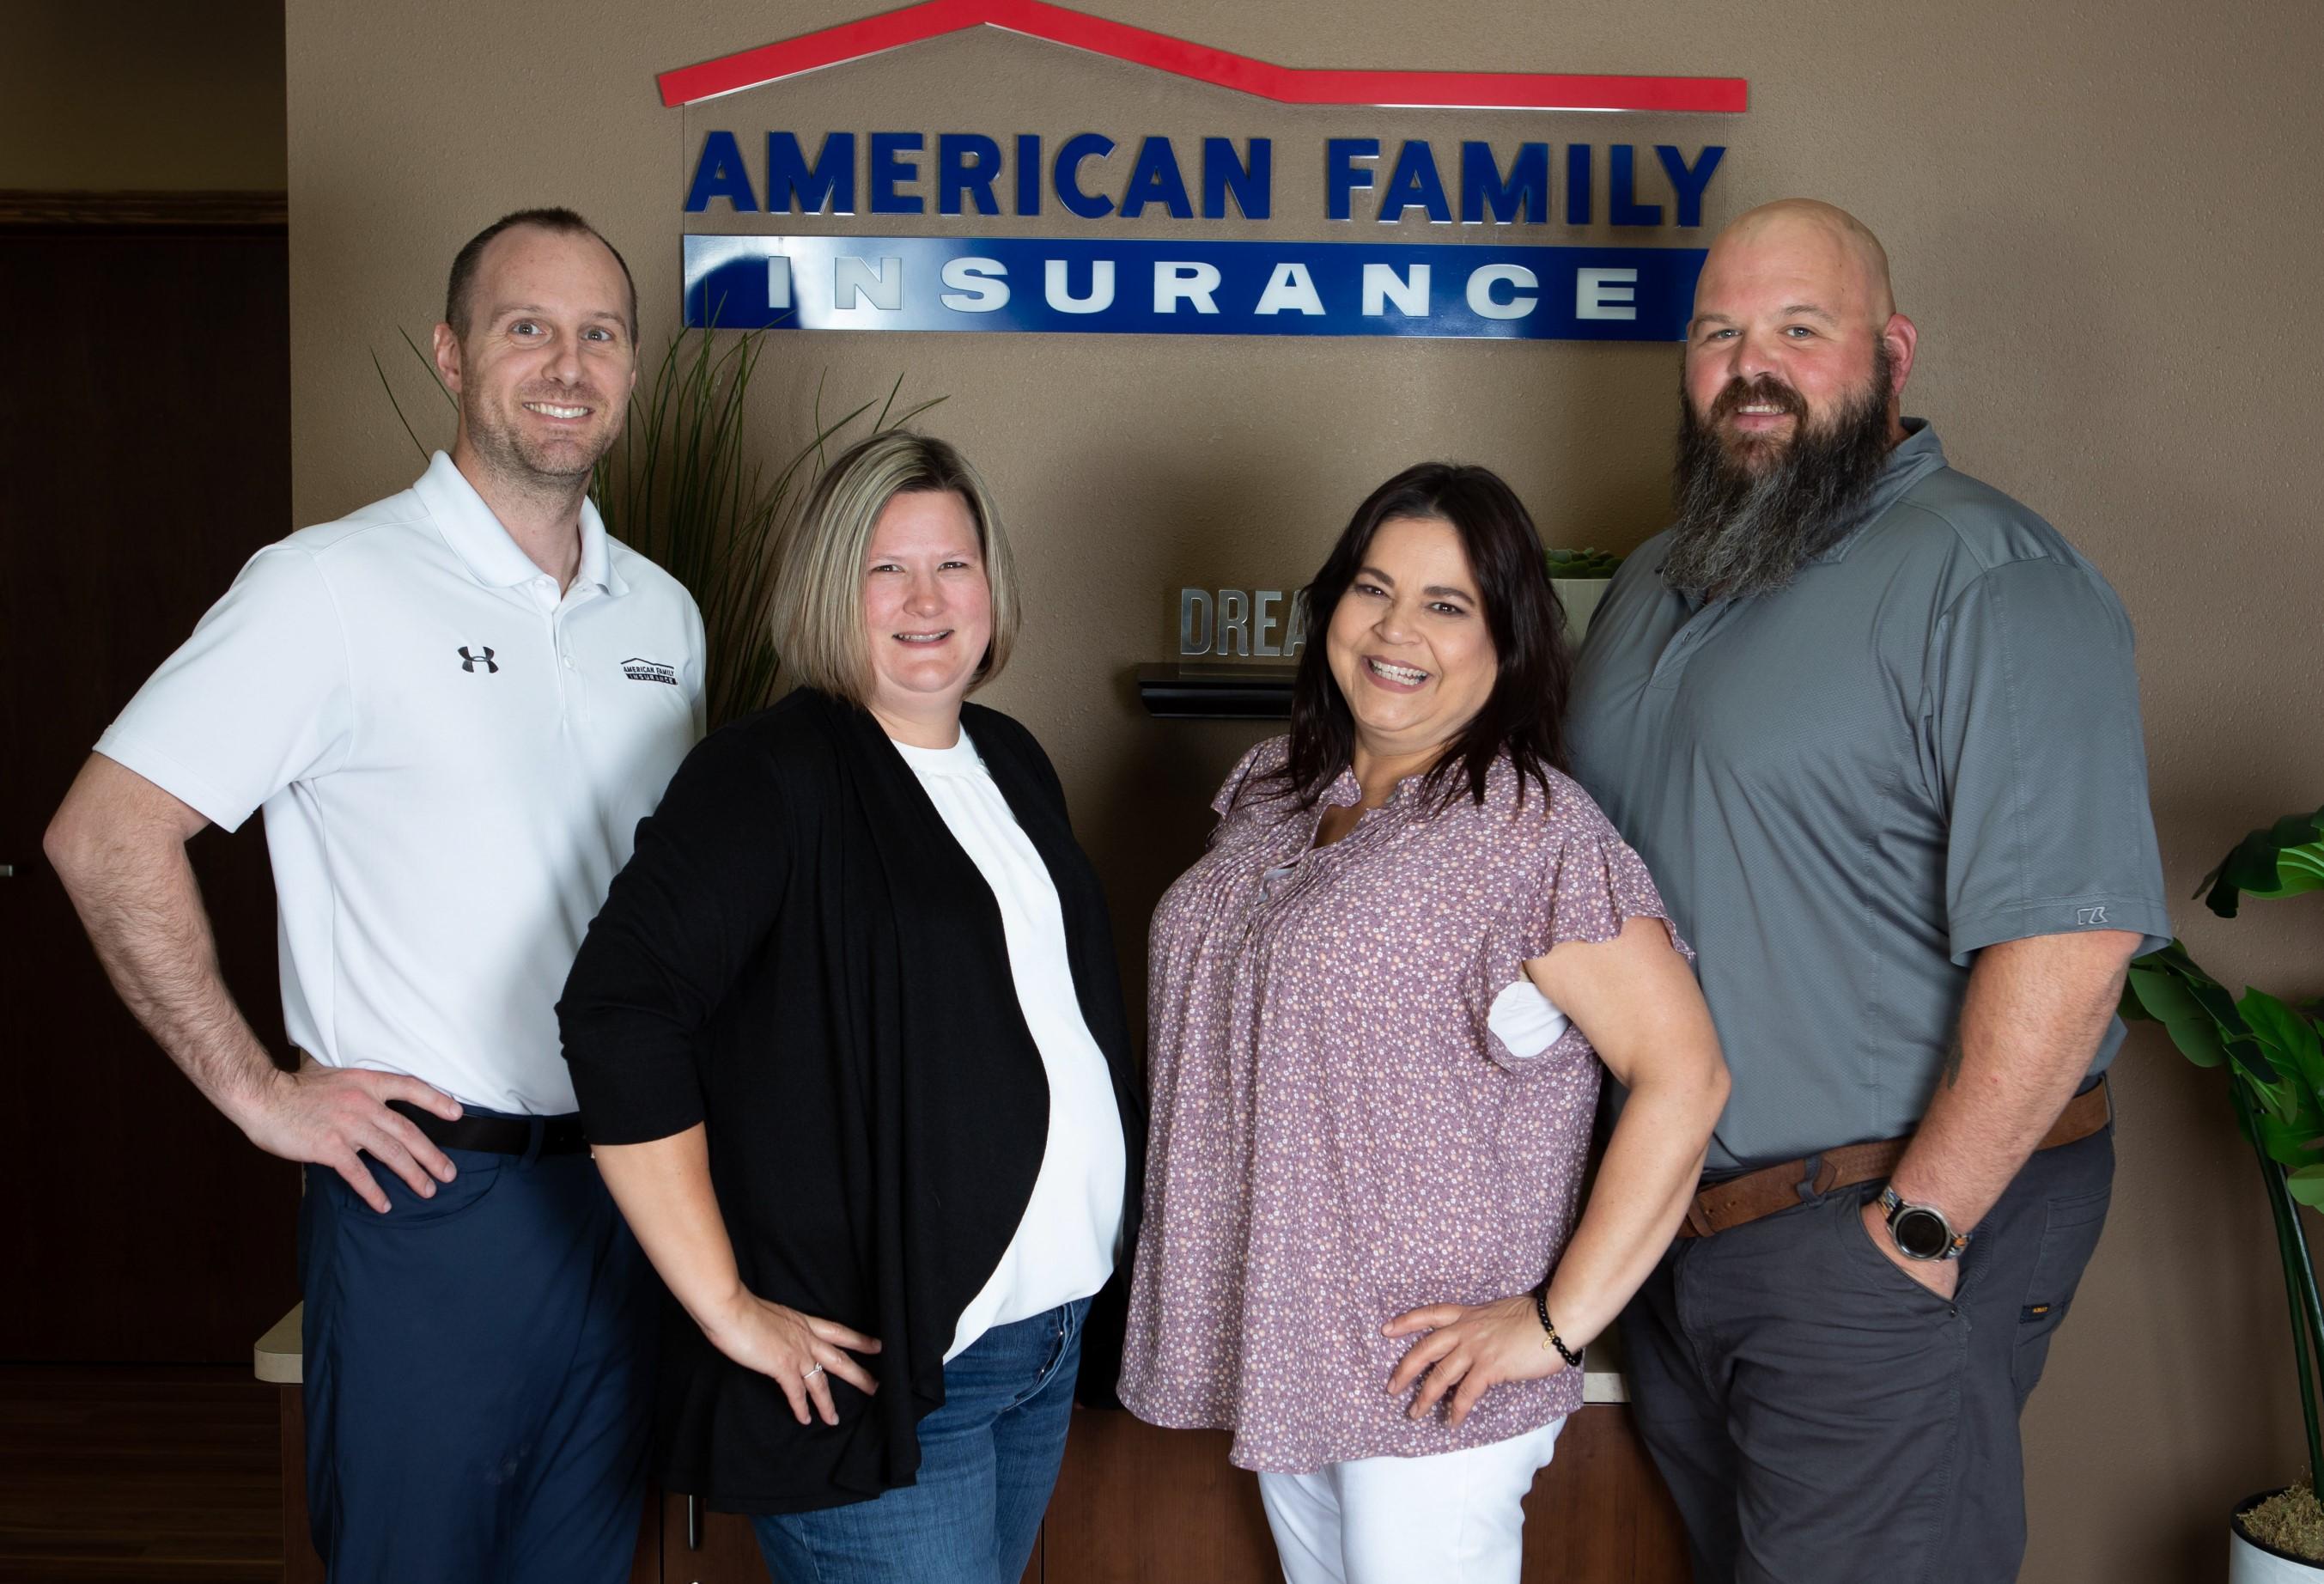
[1662, 348, 1896, 601]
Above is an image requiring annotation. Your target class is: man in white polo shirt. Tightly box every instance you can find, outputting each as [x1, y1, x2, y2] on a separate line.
[44, 207, 704, 1584]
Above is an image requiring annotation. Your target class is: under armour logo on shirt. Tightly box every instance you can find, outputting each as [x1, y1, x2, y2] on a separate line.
[458, 646, 498, 673]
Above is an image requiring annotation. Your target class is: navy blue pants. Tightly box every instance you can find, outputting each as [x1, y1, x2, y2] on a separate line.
[297, 1115, 655, 1584]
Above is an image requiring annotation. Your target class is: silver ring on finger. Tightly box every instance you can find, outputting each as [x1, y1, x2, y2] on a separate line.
[802, 1362, 824, 1380]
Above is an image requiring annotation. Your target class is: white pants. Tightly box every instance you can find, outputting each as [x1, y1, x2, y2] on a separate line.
[1256, 1417, 1566, 1584]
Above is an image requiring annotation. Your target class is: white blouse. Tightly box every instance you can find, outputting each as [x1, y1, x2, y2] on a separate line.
[892, 728, 1129, 1361]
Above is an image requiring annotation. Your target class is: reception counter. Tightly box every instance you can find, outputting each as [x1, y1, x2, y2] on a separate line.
[258, 1306, 1690, 1582]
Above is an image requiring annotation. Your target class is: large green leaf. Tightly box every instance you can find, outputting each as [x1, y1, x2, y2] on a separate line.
[2253, 1105, 2324, 1172]
[2245, 988, 2324, 1084]
[2125, 963, 2229, 1067]
[2143, 809, 2324, 1482]
[2289, 1166, 2324, 1209]
[2199, 807, 2324, 917]
[2124, 943, 2259, 1074]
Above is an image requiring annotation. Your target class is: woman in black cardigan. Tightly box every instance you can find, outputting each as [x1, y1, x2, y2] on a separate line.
[557, 432, 1142, 1584]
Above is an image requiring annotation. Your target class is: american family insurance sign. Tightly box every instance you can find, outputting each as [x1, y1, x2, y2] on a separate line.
[664, 0, 1746, 340]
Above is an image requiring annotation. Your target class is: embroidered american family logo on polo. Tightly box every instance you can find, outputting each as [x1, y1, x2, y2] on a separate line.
[621, 657, 680, 685]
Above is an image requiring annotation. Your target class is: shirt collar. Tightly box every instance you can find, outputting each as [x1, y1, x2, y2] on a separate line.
[1809, 417, 1947, 565]
[412, 450, 625, 597]
[1316, 763, 1426, 817]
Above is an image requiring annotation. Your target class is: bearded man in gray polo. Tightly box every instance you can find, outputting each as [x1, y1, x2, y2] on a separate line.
[1567, 199, 2170, 1581]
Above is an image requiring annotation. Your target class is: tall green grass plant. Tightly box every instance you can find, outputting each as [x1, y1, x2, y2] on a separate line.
[375, 329, 939, 726]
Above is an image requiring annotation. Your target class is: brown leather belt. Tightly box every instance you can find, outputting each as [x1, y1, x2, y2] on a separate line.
[1675, 1079, 2112, 1240]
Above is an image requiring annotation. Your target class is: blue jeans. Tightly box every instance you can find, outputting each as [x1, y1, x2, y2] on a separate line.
[753, 1297, 1090, 1584]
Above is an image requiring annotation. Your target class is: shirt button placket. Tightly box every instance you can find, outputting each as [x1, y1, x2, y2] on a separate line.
[533, 577, 575, 723]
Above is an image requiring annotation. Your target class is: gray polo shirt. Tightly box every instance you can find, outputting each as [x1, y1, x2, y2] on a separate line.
[1567, 422, 2170, 1171]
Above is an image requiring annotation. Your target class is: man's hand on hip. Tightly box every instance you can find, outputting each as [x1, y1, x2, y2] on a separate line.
[232, 1057, 465, 1213]
[1861, 1198, 1959, 1301]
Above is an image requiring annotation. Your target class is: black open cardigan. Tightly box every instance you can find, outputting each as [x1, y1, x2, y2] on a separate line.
[557, 688, 1145, 1514]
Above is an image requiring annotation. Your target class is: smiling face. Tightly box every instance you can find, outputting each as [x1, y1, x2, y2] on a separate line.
[860, 489, 994, 743]
[434, 224, 637, 490]
[1323, 515, 1499, 768]
[1682, 202, 1913, 475]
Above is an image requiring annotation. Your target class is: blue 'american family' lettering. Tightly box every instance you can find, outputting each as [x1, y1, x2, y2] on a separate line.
[684, 131, 1724, 227]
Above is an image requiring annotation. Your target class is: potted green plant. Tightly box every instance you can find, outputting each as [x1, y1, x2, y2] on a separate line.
[2120, 807, 2324, 1579]
[1545, 545, 1623, 644]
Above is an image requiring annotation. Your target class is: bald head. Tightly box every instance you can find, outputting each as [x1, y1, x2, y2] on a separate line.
[1700, 198, 1896, 332]
[1706, 198, 1895, 325]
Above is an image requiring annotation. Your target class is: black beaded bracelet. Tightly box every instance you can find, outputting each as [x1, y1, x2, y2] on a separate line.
[1534, 1285, 1584, 1368]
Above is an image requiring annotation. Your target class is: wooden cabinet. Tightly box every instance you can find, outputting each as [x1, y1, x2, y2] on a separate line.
[654, 1496, 1040, 1584]
[654, 1496, 766, 1584]
[1035, 1406, 1689, 1583]
[283, 1385, 1688, 1581]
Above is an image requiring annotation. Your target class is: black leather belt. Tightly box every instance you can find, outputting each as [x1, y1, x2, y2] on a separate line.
[386, 1100, 590, 1157]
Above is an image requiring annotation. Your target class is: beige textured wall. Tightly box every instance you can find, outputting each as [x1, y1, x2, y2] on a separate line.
[3, 0, 285, 189]
[288, 3, 2324, 1577]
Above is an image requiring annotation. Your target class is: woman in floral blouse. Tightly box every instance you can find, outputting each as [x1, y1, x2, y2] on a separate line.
[1120, 462, 1730, 1583]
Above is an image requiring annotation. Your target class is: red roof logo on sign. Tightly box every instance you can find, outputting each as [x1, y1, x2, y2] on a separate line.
[658, 0, 1748, 113]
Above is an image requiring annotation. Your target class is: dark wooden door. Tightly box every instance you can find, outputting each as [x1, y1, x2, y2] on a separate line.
[0, 216, 301, 1361]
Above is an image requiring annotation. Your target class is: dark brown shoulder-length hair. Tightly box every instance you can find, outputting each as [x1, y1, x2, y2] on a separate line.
[1269, 461, 1573, 812]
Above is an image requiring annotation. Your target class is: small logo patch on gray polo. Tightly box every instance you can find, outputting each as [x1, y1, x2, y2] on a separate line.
[2077, 906, 2109, 926]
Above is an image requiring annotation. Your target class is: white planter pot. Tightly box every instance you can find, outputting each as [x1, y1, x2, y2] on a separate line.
[1552, 576, 1612, 645]
[2232, 1491, 2324, 1581]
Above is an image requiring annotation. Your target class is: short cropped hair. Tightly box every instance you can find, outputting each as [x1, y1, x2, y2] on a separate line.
[771, 431, 1019, 704]
[444, 207, 638, 340]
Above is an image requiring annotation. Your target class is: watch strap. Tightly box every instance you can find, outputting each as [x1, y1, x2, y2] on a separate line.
[1879, 1185, 1968, 1260]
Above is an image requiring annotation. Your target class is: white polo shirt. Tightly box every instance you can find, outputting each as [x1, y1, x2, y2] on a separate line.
[96, 452, 705, 1115]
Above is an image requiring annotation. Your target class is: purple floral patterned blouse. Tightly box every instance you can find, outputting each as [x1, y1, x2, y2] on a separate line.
[1118, 737, 1688, 1473]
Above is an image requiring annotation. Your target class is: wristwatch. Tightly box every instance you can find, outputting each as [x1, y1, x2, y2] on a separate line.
[1878, 1185, 1968, 1262]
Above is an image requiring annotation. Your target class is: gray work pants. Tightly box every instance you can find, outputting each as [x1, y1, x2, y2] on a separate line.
[1621, 1125, 2114, 1583]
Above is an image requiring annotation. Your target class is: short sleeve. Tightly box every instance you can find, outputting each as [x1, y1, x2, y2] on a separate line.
[1480, 811, 1691, 1073]
[1927, 558, 2172, 963]
[94, 544, 355, 832]
[1210, 738, 1281, 819]
[1521, 824, 1694, 967]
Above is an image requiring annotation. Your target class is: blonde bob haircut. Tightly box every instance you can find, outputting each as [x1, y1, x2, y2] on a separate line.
[770, 430, 1019, 704]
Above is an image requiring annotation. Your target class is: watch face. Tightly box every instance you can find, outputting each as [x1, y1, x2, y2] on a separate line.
[1893, 1206, 1952, 1260]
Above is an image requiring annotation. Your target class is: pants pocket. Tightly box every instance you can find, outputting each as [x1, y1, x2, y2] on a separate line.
[331, 1148, 508, 1231]
[2011, 1185, 2110, 1409]
[1828, 1188, 1959, 1316]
